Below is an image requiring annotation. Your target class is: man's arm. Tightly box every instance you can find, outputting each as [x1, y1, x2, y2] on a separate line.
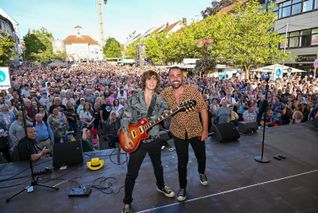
[200, 108, 209, 142]
[31, 148, 49, 161]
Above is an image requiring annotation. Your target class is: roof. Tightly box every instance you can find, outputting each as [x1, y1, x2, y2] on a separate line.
[64, 35, 98, 45]
[218, 0, 249, 14]
[163, 21, 181, 33]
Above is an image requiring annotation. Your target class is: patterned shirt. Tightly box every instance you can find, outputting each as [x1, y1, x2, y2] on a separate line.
[120, 92, 168, 143]
[160, 85, 207, 139]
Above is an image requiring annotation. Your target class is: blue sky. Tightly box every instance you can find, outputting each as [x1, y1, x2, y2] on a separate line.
[0, 0, 211, 43]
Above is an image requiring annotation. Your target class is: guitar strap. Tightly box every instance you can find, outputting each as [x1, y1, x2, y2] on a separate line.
[147, 94, 157, 118]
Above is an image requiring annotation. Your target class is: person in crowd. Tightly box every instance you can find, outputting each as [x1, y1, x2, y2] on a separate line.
[34, 113, 54, 153]
[11, 126, 49, 161]
[105, 111, 120, 148]
[9, 111, 30, 150]
[121, 70, 174, 213]
[64, 101, 78, 134]
[47, 106, 68, 143]
[161, 66, 208, 202]
[243, 105, 257, 122]
[49, 97, 66, 114]
[39, 90, 50, 111]
[0, 117, 11, 162]
[216, 100, 232, 124]
[79, 102, 95, 129]
[0, 104, 15, 129]
[24, 98, 37, 122]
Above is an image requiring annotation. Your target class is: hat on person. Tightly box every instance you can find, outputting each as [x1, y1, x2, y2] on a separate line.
[86, 157, 104, 171]
[30, 89, 37, 93]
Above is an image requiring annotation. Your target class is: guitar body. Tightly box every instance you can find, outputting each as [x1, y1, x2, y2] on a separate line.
[119, 118, 149, 153]
[119, 99, 196, 153]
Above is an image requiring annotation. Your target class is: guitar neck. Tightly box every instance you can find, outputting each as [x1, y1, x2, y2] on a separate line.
[143, 107, 180, 131]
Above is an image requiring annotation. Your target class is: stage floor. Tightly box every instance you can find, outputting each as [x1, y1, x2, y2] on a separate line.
[0, 123, 317, 213]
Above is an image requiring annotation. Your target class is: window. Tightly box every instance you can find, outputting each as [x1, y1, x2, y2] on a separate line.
[289, 37, 299, 48]
[315, 0, 318, 9]
[303, 0, 313, 12]
[312, 28, 318, 45]
[280, 39, 289, 49]
[292, 0, 302, 15]
[300, 30, 311, 47]
[282, 6, 291, 17]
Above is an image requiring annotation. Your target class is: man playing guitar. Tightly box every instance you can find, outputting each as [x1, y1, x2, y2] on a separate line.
[120, 70, 175, 213]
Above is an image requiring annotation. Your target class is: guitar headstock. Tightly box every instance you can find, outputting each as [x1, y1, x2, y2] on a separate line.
[178, 99, 197, 112]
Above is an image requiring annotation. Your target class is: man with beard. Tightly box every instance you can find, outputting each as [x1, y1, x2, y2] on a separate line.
[160, 66, 209, 202]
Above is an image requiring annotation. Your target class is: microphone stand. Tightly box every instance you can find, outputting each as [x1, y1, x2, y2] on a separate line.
[254, 78, 270, 163]
[6, 88, 58, 202]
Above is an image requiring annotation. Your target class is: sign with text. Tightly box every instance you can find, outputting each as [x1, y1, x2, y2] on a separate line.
[0, 67, 11, 90]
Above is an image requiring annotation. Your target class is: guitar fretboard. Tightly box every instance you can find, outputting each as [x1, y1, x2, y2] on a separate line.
[143, 107, 180, 131]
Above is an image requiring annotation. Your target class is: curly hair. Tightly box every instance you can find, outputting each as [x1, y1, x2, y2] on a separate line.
[140, 70, 160, 92]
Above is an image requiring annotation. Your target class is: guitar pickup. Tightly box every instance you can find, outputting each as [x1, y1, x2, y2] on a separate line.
[138, 126, 144, 134]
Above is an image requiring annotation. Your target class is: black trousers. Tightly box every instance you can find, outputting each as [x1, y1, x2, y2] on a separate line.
[123, 140, 165, 204]
[173, 136, 206, 189]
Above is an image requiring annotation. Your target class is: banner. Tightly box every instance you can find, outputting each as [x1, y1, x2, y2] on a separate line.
[0, 67, 11, 90]
[274, 66, 283, 80]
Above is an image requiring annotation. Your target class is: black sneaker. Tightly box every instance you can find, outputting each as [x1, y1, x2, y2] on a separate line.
[122, 203, 132, 213]
[200, 173, 208, 186]
[176, 188, 186, 202]
[156, 185, 175, 198]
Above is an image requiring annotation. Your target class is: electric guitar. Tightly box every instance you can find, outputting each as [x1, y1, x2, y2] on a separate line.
[119, 100, 197, 153]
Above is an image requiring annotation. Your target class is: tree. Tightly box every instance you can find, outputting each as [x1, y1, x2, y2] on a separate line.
[23, 27, 55, 63]
[103, 37, 122, 58]
[226, 0, 291, 79]
[0, 32, 16, 66]
[143, 32, 168, 64]
[125, 38, 141, 59]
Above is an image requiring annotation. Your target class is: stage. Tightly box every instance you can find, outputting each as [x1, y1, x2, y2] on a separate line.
[0, 123, 317, 213]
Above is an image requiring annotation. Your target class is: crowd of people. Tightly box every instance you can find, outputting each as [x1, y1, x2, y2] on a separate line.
[0, 62, 317, 164]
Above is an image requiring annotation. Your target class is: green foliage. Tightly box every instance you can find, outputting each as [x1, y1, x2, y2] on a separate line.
[23, 27, 55, 63]
[103, 37, 122, 58]
[125, 39, 141, 59]
[143, 32, 168, 64]
[227, 0, 291, 79]
[52, 51, 67, 61]
[0, 32, 16, 66]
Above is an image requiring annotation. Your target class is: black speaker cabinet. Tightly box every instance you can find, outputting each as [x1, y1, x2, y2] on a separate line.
[312, 118, 318, 128]
[53, 142, 83, 169]
[212, 123, 240, 142]
[238, 121, 258, 134]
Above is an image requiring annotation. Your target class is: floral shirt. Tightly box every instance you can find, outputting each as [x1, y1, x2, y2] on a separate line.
[120, 92, 168, 143]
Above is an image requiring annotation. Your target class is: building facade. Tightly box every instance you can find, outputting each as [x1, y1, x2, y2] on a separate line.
[64, 26, 103, 62]
[273, 0, 318, 73]
[0, 8, 21, 64]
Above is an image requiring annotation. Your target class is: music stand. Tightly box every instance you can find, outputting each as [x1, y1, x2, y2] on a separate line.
[6, 88, 59, 202]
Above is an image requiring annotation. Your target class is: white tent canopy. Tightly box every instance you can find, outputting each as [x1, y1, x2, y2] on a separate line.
[251, 64, 306, 73]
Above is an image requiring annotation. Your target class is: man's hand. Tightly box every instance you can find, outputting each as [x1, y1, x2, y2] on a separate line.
[124, 132, 134, 149]
[41, 147, 49, 156]
[200, 130, 208, 142]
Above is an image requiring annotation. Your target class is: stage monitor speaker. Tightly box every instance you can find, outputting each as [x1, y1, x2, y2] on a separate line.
[238, 121, 258, 134]
[53, 142, 83, 169]
[212, 122, 240, 142]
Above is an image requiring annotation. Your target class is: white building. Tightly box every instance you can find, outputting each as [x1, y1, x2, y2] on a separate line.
[64, 26, 103, 62]
[0, 7, 21, 64]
